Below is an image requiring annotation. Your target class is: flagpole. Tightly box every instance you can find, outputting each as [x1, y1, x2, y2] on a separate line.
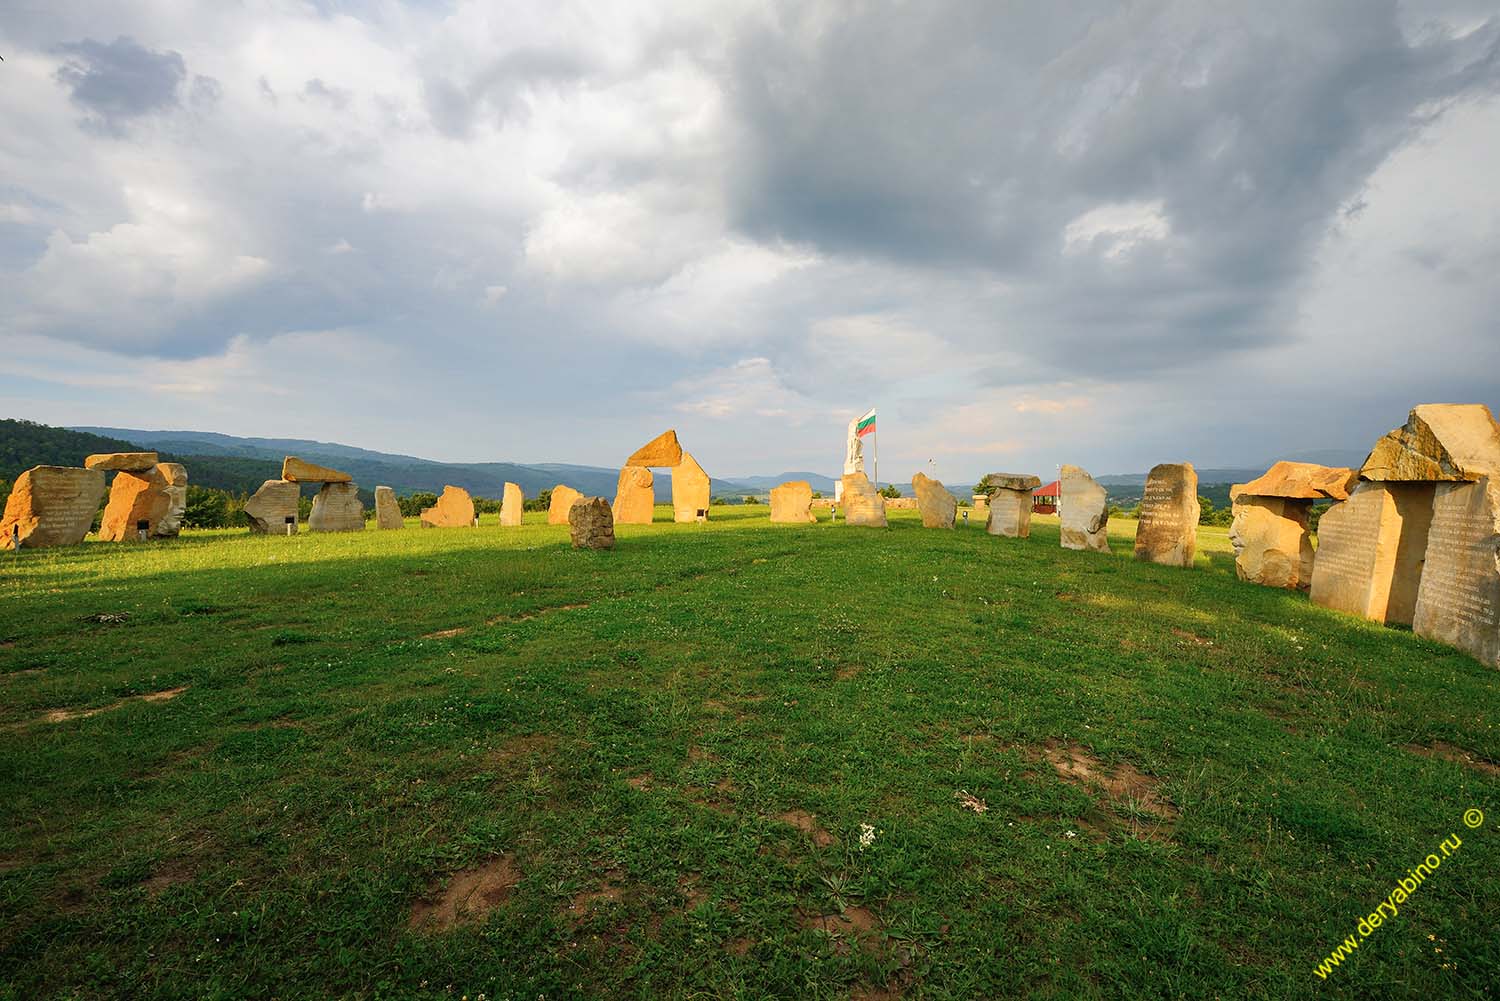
[873, 424, 878, 489]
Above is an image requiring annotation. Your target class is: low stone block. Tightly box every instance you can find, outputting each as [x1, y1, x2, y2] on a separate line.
[1, 466, 106, 549]
[1229, 491, 1314, 590]
[244, 479, 300, 534]
[840, 473, 887, 528]
[770, 481, 816, 523]
[99, 466, 175, 541]
[308, 482, 364, 532]
[569, 496, 615, 550]
[420, 485, 475, 528]
[548, 485, 583, 525]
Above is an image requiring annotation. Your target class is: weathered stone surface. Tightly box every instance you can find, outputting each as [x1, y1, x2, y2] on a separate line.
[308, 482, 365, 532]
[282, 456, 353, 483]
[1361, 404, 1500, 482]
[770, 480, 816, 524]
[1237, 461, 1357, 501]
[627, 429, 683, 468]
[980, 472, 1042, 493]
[986, 488, 1033, 538]
[99, 466, 175, 541]
[547, 485, 583, 525]
[613, 466, 654, 525]
[156, 463, 187, 538]
[1, 466, 106, 549]
[971, 495, 989, 512]
[1134, 463, 1200, 567]
[375, 486, 403, 529]
[420, 485, 475, 528]
[569, 496, 615, 550]
[1309, 481, 1435, 624]
[1059, 465, 1109, 552]
[499, 482, 524, 527]
[672, 452, 711, 523]
[1230, 491, 1314, 590]
[85, 451, 159, 472]
[913, 473, 957, 528]
[244, 479, 300, 534]
[1413, 477, 1500, 669]
[840, 473, 887, 528]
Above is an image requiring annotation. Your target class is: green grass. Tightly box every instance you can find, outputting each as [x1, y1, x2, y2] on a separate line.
[1, 507, 1496, 1000]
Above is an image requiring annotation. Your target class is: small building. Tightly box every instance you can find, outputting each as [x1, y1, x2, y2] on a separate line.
[1032, 480, 1060, 514]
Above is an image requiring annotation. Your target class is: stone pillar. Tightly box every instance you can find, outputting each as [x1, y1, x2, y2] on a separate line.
[1134, 463, 1199, 567]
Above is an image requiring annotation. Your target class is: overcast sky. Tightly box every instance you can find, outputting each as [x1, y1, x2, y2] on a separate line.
[3, 2, 1498, 483]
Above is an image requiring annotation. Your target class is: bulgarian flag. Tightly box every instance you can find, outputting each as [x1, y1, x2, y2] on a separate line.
[855, 409, 877, 438]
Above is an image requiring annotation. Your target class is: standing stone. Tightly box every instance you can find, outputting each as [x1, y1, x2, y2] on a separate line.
[1360, 404, 1500, 482]
[613, 466, 654, 525]
[981, 473, 1041, 538]
[84, 452, 159, 472]
[1134, 463, 1200, 567]
[672, 452, 711, 523]
[374, 486, 403, 530]
[547, 485, 583, 525]
[282, 456, 352, 483]
[308, 482, 365, 532]
[1308, 481, 1435, 625]
[156, 463, 187, 538]
[1059, 465, 1109, 552]
[912, 473, 957, 528]
[420, 485, 475, 528]
[1230, 462, 1355, 590]
[500, 482, 525, 527]
[99, 466, 173, 541]
[1413, 477, 1500, 669]
[972, 495, 989, 514]
[770, 481, 816, 524]
[569, 496, 616, 550]
[627, 430, 684, 468]
[244, 479, 300, 534]
[1, 466, 106, 549]
[840, 473, 887, 528]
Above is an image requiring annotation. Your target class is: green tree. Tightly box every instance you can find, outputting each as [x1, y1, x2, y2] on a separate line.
[742, 495, 762, 505]
[525, 488, 552, 513]
[878, 484, 902, 499]
[0, 477, 9, 513]
[400, 492, 438, 517]
[182, 485, 231, 529]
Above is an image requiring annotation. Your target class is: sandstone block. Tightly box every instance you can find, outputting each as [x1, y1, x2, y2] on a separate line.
[1059, 465, 1109, 552]
[980, 472, 1042, 493]
[627, 429, 683, 467]
[613, 466, 654, 525]
[375, 486, 403, 529]
[420, 485, 475, 528]
[85, 451, 159, 472]
[913, 472, 957, 528]
[1361, 404, 1500, 482]
[1134, 463, 1200, 567]
[1, 466, 106, 549]
[282, 456, 352, 483]
[99, 465, 177, 541]
[770, 481, 816, 523]
[244, 479, 300, 534]
[156, 463, 188, 538]
[308, 482, 365, 532]
[1237, 461, 1357, 501]
[500, 482, 524, 527]
[569, 496, 616, 550]
[982, 473, 1041, 538]
[840, 473, 887, 528]
[1413, 477, 1500, 669]
[1309, 481, 1435, 625]
[1230, 492, 1314, 590]
[547, 485, 583, 525]
[672, 452, 711, 523]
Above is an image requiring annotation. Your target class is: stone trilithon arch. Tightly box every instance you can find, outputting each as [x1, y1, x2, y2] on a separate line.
[613, 429, 711, 525]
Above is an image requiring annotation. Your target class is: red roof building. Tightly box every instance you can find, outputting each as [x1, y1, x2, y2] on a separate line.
[1032, 479, 1059, 514]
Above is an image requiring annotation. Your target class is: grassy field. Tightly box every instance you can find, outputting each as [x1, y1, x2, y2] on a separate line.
[1, 506, 1496, 1000]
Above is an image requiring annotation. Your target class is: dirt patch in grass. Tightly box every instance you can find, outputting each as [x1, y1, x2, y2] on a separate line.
[800, 905, 883, 955]
[487, 602, 592, 627]
[834, 663, 861, 681]
[408, 855, 521, 932]
[1172, 627, 1215, 647]
[34, 686, 188, 726]
[487, 734, 556, 767]
[626, 773, 653, 790]
[725, 936, 753, 956]
[142, 859, 195, 896]
[1040, 740, 1178, 840]
[421, 627, 468, 639]
[564, 869, 626, 919]
[678, 874, 708, 910]
[1403, 741, 1500, 778]
[777, 809, 836, 847]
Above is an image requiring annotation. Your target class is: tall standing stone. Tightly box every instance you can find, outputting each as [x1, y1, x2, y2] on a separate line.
[1230, 462, 1355, 590]
[1413, 477, 1500, 669]
[500, 482, 525, 527]
[912, 473, 957, 528]
[308, 482, 365, 532]
[1, 466, 106, 549]
[613, 466, 654, 525]
[1307, 481, 1434, 624]
[672, 452, 711, 523]
[375, 486, 403, 529]
[1059, 465, 1109, 552]
[569, 496, 616, 550]
[420, 485, 475, 528]
[840, 473, 887, 528]
[547, 485, 583, 525]
[282, 456, 353, 483]
[157, 463, 187, 537]
[770, 481, 816, 523]
[627, 430, 684, 468]
[98, 465, 172, 541]
[981, 473, 1041, 538]
[244, 479, 300, 534]
[1134, 463, 1200, 567]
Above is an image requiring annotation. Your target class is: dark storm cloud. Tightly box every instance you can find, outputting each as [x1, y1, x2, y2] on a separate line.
[54, 36, 186, 133]
[725, 1, 1500, 377]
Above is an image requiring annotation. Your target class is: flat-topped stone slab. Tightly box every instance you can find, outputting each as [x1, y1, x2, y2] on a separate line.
[282, 456, 352, 483]
[1361, 404, 1500, 482]
[627, 430, 683, 468]
[1237, 461, 1357, 500]
[85, 452, 159, 472]
[982, 472, 1041, 538]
